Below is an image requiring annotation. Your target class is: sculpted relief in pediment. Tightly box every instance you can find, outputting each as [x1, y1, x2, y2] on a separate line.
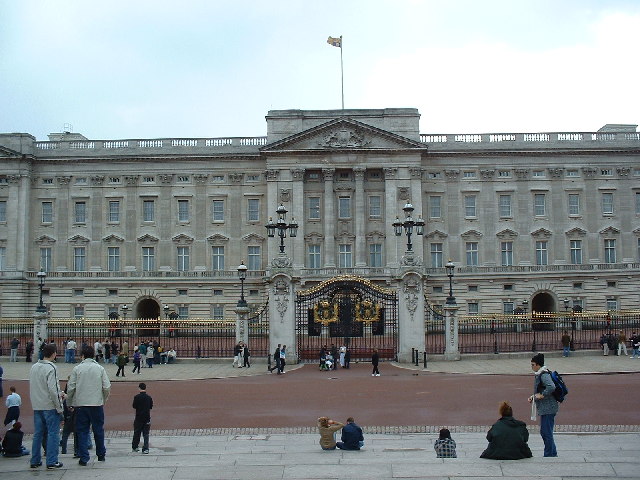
[317, 127, 371, 149]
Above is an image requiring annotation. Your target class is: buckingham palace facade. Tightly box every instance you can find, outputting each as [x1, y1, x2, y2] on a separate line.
[0, 108, 639, 321]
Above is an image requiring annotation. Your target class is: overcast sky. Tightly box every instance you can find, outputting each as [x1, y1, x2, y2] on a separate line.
[1, 0, 639, 141]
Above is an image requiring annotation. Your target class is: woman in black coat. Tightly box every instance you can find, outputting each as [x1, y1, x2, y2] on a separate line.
[480, 401, 532, 460]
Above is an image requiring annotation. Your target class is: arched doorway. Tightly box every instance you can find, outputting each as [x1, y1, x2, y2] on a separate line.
[531, 292, 555, 331]
[136, 298, 160, 320]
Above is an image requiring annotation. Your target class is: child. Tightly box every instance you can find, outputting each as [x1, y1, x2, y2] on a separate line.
[434, 428, 457, 458]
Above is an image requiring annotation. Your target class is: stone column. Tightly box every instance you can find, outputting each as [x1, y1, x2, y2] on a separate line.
[383, 167, 399, 268]
[265, 169, 280, 264]
[268, 274, 297, 362]
[397, 272, 425, 362]
[322, 169, 336, 267]
[444, 303, 461, 361]
[290, 168, 305, 269]
[354, 167, 366, 266]
[234, 304, 250, 345]
[33, 310, 49, 362]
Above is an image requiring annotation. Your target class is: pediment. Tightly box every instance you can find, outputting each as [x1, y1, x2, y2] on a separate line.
[172, 233, 194, 244]
[207, 233, 230, 244]
[35, 235, 56, 245]
[261, 118, 427, 153]
[531, 228, 552, 239]
[496, 229, 518, 239]
[0, 145, 22, 158]
[599, 226, 620, 236]
[565, 227, 587, 237]
[461, 229, 483, 240]
[102, 234, 124, 243]
[242, 233, 265, 242]
[68, 234, 90, 244]
[633, 227, 640, 236]
[365, 230, 386, 241]
[137, 234, 159, 243]
[425, 229, 448, 240]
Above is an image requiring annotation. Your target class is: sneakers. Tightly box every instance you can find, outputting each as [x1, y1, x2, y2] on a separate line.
[375, 374, 381, 376]
[47, 462, 64, 469]
[132, 448, 139, 452]
[142, 449, 149, 454]
[79, 460, 87, 466]
[30, 462, 42, 468]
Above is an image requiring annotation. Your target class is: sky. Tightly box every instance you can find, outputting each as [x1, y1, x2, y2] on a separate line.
[1, 0, 639, 141]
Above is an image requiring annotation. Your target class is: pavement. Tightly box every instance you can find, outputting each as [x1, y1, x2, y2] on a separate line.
[1, 350, 639, 479]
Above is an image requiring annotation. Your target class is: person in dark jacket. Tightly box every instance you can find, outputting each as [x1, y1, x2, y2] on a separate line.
[268, 345, 281, 374]
[336, 417, 364, 450]
[371, 349, 380, 376]
[2, 421, 30, 456]
[132, 383, 153, 454]
[480, 401, 532, 460]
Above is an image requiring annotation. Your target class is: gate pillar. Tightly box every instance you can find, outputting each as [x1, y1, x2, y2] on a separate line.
[33, 310, 48, 363]
[444, 303, 461, 361]
[397, 272, 425, 362]
[267, 274, 297, 363]
[234, 305, 250, 346]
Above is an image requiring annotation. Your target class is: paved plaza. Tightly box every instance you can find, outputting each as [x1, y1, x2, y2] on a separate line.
[1, 351, 639, 479]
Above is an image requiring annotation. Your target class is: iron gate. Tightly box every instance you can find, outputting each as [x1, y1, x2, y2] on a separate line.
[296, 276, 398, 362]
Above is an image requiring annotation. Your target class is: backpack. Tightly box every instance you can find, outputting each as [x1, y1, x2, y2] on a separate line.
[543, 370, 568, 403]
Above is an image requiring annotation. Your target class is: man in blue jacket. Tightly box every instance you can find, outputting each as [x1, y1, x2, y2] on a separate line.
[336, 417, 364, 450]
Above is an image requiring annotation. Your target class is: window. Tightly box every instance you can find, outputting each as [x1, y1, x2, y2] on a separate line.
[468, 302, 479, 315]
[464, 195, 476, 217]
[430, 243, 443, 268]
[499, 195, 512, 218]
[604, 239, 616, 263]
[142, 176, 155, 183]
[338, 244, 352, 268]
[178, 289, 188, 296]
[247, 246, 261, 270]
[501, 241, 513, 266]
[178, 199, 190, 222]
[570, 240, 582, 264]
[566, 170, 579, 177]
[109, 177, 120, 183]
[73, 289, 84, 296]
[74, 306, 85, 319]
[107, 247, 120, 271]
[468, 285, 478, 292]
[503, 284, 513, 291]
[40, 247, 52, 272]
[573, 299, 583, 311]
[108, 289, 118, 296]
[73, 247, 86, 271]
[42, 178, 53, 184]
[568, 194, 580, 216]
[428, 172, 442, 179]
[338, 196, 351, 218]
[602, 192, 614, 215]
[369, 196, 381, 218]
[177, 246, 189, 271]
[178, 306, 189, 319]
[211, 246, 225, 270]
[177, 175, 189, 183]
[532, 170, 545, 178]
[247, 174, 260, 182]
[212, 305, 224, 319]
[213, 289, 223, 296]
[0, 246, 5, 270]
[606, 298, 618, 311]
[534, 194, 546, 216]
[108, 200, 120, 223]
[142, 247, 155, 271]
[369, 243, 382, 267]
[247, 199, 260, 222]
[463, 171, 476, 179]
[429, 196, 442, 218]
[0, 200, 7, 223]
[42, 202, 53, 223]
[601, 168, 613, 176]
[432, 286, 443, 293]
[607, 281, 616, 288]
[636, 192, 640, 215]
[503, 302, 514, 314]
[535, 240, 548, 266]
[573, 282, 583, 289]
[308, 197, 320, 220]
[74, 201, 86, 223]
[212, 200, 224, 222]
[143, 200, 155, 222]
[308, 244, 321, 268]
[498, 170, 511, 178]
[212, 175, 224, 182]
[466, 242, 478, 266]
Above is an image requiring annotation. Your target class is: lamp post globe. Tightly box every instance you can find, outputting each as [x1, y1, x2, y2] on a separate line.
[237, 262, 248, 308]
[445, 260, 456, 305]
[36, 270, 47, 313]
[163, 304, 169, 319]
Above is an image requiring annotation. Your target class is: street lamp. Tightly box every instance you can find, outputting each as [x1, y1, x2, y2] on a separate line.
[36, 270, 47, 313]
[522, 299, 529, 314]
[163, 305, 169, 319]
[392, 203, 425, 252]
[266, 204, 298, 254]
[237, 262, 248, 308]
[121, 304, 129, 321]
[563, 298, 570, 313]
[445, 260, 456, 305]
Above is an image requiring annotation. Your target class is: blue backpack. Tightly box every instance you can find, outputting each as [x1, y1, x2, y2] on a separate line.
[544, 370, 568, 403]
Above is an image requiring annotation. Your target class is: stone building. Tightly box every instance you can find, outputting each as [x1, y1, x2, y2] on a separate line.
[0, 108, 639, 358]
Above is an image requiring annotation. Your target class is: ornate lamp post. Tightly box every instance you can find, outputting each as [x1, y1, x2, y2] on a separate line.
[36, 270, 47, 313]
[237, 262, 248, 308]
[121, 304, 129, 321]
[266, 204, 298, 255]
[393, 203, 425, 252]
[163, 305, 169, 319]
[522, 299, 529, 315]
[445, 260, 456, 305]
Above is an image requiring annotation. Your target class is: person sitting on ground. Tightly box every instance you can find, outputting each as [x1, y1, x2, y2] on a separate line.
[480, 401, 532, 460]
[434, 428, 457, 458]
[2, 421, 30, 457]
[167, 348, 177, 364]
[336, 417, 364, 450]
[317, 417, 344, 450]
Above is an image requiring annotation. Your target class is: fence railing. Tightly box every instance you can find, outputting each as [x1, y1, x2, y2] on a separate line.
[0, 317, 270, 359]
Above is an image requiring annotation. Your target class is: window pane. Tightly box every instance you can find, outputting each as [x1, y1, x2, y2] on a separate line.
[604, 239, 616, 263]
[338, 244, 352, 268]
[308, 244, 321, 268]
[0, 201, 6, 222]
[534, 194, 546, 216]
[499, 195, 511, 218]
[42, 202, 53, 223]
[464, 195, 476, 217]
[338, 197, 351, 218]
[602, 193, 614, 214]
[212, 200, 224, 221]
[108, 201, 120, 222]
[213, 305, 224, 319]
[107, 246, 120, 272]
[75, 202, 86, 223]
[429, 196, 441, 218]
[142, 247, 155, 271]
[73, 247, 86, 271]
[74, 306, 85, 319]
[369, 196, 381, 218]
[308, 197, 320, 219]
[177, 246, 189, 271]
[178, 306, 189, 319]
[535, 241, 548, 265]
[568, 194, 580, 216]
[430, 243, 443, 268]
[0, 246, 6, 270]
[178, 200, 189, 222]
[570, 240, 582, 264]
[247, 199, 260, 222]
[466, 242, 478, 266]
[369, 243, 382, 267]
[143, 200, 155, 222]
[212, 246, 225, 270]
[40, 247, 52, 272]
[248, 246, 261, 270]
[501, 241, 513, 266]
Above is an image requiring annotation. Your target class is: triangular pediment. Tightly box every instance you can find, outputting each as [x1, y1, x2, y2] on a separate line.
[242, 233, 265, 242]
[496, 229, 518, 239]
[172, 233, 194, 244]
[565, 227, 587, 237]
[531, 228, 552, 239]
[599, 226, 620, 236]
[102, 234, 124, 243]
[261, 118, 427, 153]
[425, 229, 448, 240]
[137, 234, 159, 243]
[34, 235, 56, 245]
[68, 234, 90, 244]
[461, 229, 483, 240]
[633, 227, 640, 236]
[0, 145, 22, 158]
[207, 233, 230, 244]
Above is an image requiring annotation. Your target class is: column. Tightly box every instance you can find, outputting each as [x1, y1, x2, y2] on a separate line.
[354, 167, 366, 266]
[290, 168, 305, 269]
[444, 303, 461, 361]
[322, 168, 336, 267]
[397, 272, 425, 362]
[234, 305, 250, 345]
[383, 167, 399, 268]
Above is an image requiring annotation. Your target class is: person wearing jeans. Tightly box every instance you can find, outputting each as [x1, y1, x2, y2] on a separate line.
[528, 353, 559, 457]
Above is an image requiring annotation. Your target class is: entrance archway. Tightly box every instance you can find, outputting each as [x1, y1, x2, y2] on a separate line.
[531, 292, 555, 331]
[136, 298, 160, 320]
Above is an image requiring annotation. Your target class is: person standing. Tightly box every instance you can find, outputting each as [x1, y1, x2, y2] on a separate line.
[344, 348, 351, 369]
[528, 353, 559, 457]
[4, 385, 21, 426]
[243, 344, 251, 368]
[131, 382, 153, 454]
[268, 344, 281, 374]
[10, 337, 19, 362]
[29, 343, 64, 469]
[631, 332, 640, 359]
[330, 344, 338, 370]
[132, 349, 141, 374]
[25, 340, 34, 363]
[66, 338, 77, 363]
[146, 344, 154, 368]
[0, 363, 3, 398]
[103, 339, 111, 364]
[94, 339, 103, 363]
[116, 352, 127, 377]
[67, 344, 111, 466]
[336, 417, 364, 450]
[279, 345, 287, 374]
[617, 330, 629, 356]
[561, 331, 571, 357]
[138, 341, 147, 367]
[233, 342, 242, 368]
[122, 340, 129, 360]
[339, 345, 346, 368]
[371, 348, 380, 376]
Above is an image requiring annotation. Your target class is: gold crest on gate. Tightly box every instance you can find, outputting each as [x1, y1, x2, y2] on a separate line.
[314, 300, 339, 325]
[355, 300, 380, 323]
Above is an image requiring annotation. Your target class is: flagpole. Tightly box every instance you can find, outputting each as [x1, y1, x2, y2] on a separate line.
[340, 36, 344, 110]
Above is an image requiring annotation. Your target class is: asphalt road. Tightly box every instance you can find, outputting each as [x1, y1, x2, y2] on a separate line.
[7, 363, 639, 432]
